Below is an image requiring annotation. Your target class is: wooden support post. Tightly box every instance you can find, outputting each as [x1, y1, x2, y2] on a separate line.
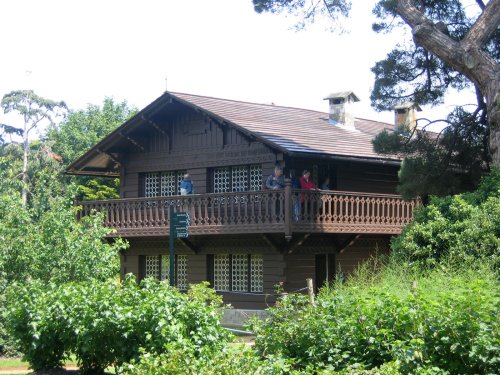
[169, 205, 175, 287]
[284, 178, 292, 241]
[306, 278, 315, 306]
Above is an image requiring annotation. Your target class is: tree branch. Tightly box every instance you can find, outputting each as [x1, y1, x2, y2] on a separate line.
[463, 0, 500, 49]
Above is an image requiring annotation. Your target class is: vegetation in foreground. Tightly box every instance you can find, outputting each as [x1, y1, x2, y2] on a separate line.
[5, 279, 229, 374]
[122, 172, 500, 374]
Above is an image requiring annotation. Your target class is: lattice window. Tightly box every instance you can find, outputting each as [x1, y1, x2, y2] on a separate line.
[160, 172, 176, 196]
[250, 254, 264, 292]
[232, 255, 249, 292]
[213, 168, 230, 193]
[177, 170, 186, 193]
[160, 255, 188, 289]
[214, 254, 230, 291]
[211, 254, 263, 293]
[249, 165, 263, 191]
[143, 170, 186, 197]
[144, 173, 160, 197]
[176, 255, 188, 290]
[145, 255, 159, 278]
[232, 166, 248, 192]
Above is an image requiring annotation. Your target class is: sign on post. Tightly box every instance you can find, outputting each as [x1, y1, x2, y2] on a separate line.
[169, 209, 191, 286]
[173, 212, 190, 238]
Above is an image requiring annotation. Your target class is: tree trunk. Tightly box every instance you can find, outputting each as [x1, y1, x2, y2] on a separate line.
[397, 0, 500, 166]
[490, 92, 500, 165]
[22, 127, 29, 208]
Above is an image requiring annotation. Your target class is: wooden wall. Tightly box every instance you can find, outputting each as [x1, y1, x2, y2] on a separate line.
[336, 162, 399, 194]
[288, 158, 399, 194]
[121, 234, 390, 309]
[120, 109, 278, 198]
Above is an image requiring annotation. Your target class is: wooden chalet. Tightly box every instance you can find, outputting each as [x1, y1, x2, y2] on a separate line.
[67, 91, 419, 308]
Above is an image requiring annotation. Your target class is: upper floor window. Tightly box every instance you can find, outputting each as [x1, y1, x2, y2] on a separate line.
[211, 164, 262, 193]
[142, 170, 186, 197]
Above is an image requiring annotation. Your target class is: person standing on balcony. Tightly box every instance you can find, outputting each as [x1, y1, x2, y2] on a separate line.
[266, 166, 285, 190]
[300, 170, 318, 216]
[299, 170, 317, 191]
[320, 177, 331, 190]
[290, 169, 300, 222]
[180, 173, 193, 195]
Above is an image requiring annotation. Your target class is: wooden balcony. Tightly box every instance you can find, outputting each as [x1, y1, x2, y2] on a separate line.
[77, 184, 418, 238]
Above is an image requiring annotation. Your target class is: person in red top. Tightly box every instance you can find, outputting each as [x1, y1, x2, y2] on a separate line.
[299, 169, 318, 216]
[299, 170, 318, 190]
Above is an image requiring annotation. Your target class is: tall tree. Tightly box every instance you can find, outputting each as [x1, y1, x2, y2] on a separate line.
[253, 0, 500, 196]
[46, 97, 137, 200]
[1, 90, 66, 206]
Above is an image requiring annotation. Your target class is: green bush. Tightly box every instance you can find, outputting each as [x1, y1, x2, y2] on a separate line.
[121, 344, 292, 375]
[250, 265, 500, 373]
[5, 277, 230, 373]
[391, 169, 500, 271]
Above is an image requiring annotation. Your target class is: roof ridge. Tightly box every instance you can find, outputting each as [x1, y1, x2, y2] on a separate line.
[168, 91, 329, 115]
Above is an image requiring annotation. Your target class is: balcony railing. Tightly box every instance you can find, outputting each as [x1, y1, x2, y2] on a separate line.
[77, 185, 418, 238]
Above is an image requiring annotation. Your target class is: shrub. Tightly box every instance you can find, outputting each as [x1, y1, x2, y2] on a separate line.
[251, 265, 500, 373]
[391, 169, 500, 271]
[5, 277, 230, 373]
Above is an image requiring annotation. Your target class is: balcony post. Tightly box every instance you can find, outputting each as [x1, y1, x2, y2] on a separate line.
[284, 178, 292, 240]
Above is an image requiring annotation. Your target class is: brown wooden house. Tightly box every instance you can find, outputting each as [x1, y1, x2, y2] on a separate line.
[67, 91, 418, 309]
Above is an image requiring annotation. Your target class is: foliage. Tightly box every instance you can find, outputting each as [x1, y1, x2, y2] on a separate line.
[391, 169, 500, 270]
[1, 90, 67, 206]
[0, 193, 126, 286]
[0, 141, 127, 355]
[121, 344, 294, 375]
[253, 0, 500, 195]
[250, 263, 499, 374]
[5, 277, 230, 373]
[373, 107, 488, 198]
[253, 0, 351, 31]
[47, 97, 137, 201]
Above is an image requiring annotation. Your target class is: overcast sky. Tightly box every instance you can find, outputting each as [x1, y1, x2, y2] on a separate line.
[0, 0, 475, 130]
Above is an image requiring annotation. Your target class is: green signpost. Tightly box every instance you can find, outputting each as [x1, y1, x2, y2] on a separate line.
[169, 206, 190, 286]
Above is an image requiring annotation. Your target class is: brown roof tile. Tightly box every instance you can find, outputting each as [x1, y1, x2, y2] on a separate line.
[170, 92, 398, 161]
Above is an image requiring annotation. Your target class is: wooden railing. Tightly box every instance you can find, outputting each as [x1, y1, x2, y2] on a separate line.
[77, 185, 418, 237]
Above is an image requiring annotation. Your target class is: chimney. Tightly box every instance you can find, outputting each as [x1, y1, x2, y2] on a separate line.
[323, 91, 360, 130]
[394, 102, 422, 131]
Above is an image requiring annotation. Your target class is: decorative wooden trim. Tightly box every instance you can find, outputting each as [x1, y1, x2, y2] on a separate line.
[118, 132, 144, 151]
[96, 148, 122, 167]
[177, 238, 199, 254]
[260, 234, 283, 253]
[287, 234, 311, 254]
[142, 115, 168, 137]
[337, 234, 361, 254]
[77, 190, 418, 238]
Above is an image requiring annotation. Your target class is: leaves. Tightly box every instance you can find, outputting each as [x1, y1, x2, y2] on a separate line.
[5, 278, 230, 372]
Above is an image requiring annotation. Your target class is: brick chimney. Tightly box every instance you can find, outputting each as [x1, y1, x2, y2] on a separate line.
[394, 102, 422, 131]
[323, 91, 360, 130]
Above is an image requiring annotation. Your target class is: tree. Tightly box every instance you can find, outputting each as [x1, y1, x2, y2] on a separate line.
[253, 0, 500, 196]
[46, 97, 137, 200]
[1, 90, 66, 207]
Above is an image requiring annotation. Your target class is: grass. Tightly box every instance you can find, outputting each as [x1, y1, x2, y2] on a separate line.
[0, 357, 29, 369]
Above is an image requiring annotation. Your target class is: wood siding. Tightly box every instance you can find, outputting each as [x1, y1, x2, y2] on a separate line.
[122, 234, 389, 309]
[119, 108, 278, 198]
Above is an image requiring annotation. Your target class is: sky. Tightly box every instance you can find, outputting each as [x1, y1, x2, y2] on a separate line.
[0, 0, 476, 132]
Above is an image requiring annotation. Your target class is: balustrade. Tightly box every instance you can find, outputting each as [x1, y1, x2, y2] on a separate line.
[77, 189, 417, 237]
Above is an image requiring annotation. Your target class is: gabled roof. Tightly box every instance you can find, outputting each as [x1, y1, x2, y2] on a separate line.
[66, 91, 399, 177]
